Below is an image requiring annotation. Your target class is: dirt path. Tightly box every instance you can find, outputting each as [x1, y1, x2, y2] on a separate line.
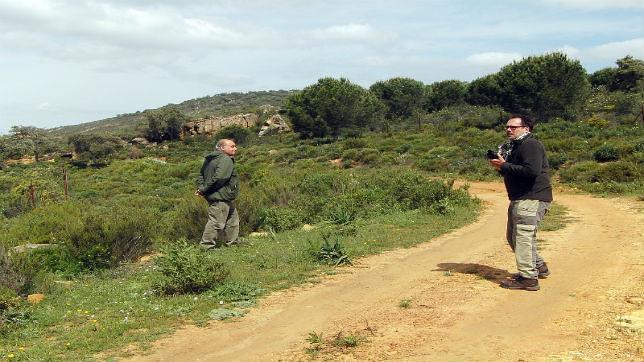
[130, 182, 643, 361]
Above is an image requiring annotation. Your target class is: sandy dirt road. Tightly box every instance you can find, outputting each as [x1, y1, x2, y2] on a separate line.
[130, 182, 643, 361]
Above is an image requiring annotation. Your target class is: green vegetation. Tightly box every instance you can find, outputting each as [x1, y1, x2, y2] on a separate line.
[0, 53, 642, 360]
[46, 90, 295, 139]
[399, 298, 412, 309]
[305, 329, 368, 357]
[540, 203, 573, 232]
[145, 106, 187, 142]
[285, 77, 385, 138]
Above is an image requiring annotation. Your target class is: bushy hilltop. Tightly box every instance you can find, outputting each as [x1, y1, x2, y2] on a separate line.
[46, 90, 294, 137]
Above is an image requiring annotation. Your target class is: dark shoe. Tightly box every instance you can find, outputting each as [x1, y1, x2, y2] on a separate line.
[537, 263, 550, 278]
[500, 276, 540, 291]
[512, 263, 550, 279]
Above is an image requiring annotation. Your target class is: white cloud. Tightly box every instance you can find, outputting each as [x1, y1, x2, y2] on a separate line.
[308, 23, 396, 45]
[542, 0, 644, 9]
[465, 52, 523, 67]
[0, 1, 273, 54]
[37, 102, 54, 111]
[553, 45, 582, 59]
[585, 38, 644, 59]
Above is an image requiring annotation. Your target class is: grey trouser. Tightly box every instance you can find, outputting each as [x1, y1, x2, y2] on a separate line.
[506, 199, 551, 279]
[201, 200, 239, 249]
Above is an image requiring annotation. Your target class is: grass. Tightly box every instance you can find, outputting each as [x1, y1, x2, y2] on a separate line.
[399, 298, 412, 309]
[540, 203, 573, 232]
[0, 203, 480, 361]
[305, 329, 367, 357]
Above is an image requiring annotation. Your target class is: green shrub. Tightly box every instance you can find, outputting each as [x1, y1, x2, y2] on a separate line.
[559, 161, 600, 183]
[313, 235, 352, 266]
[1, 201, 84, 247]
[343, 138, 368, 149]
[164, 195, 208, 242]
[593, 144, 619, 162]
[65, 205, 157, 270]
[548, 153, 569, 170]
[0, 285, 29, 335]
[430, 198, 455, 215]
[324, 203, 359, 225]
[259, 207, 304, 232]
[153, 240, 229, 295]
[594, 161, 640, 182]
[214, 125, 253, 145]
[0, 245, 24, 293]
[207, 282, 265, 302]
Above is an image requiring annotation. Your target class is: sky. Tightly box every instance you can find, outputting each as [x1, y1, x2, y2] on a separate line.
[0, 0, 643, 135]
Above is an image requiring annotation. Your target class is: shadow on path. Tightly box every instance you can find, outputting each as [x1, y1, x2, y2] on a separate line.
[435, 263, 512, 283]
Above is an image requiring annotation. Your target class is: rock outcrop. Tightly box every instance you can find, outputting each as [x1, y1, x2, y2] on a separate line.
[258, 115, 291, 137]
[182, 113, 258, 137]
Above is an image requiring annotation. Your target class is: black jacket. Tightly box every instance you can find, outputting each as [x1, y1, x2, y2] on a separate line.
[499, 134, 553, 202]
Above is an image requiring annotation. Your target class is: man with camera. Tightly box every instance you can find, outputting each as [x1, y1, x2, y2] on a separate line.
[488, 114, 553, 291]
[195, 138, 241, 249]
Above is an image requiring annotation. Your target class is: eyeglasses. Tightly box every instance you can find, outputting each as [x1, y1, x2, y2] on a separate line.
[506, 125, 525, 130]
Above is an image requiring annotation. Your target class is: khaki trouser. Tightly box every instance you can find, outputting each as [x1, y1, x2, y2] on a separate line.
[506, 199, 550, 279]
[200, 200, 239, 249]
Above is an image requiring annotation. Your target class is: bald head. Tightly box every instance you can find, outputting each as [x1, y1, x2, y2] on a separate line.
[215, 139, 237, 157]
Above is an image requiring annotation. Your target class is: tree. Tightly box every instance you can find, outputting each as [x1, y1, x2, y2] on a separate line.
[285, 78, 385, 138]
[68, 134, 124, 166]
[0, 135, 32, 162]
[145, 106, 187, 142]
[589, 67, 618, 90]
[369, 77, 426, 120]
[8, 126, 58, 162]
[495, 52, 590, 120]
[589, 56, 644, 93]
[466, 74, 503, 106]
[426, 80, 467, 111]
[614, 56, 644, 93]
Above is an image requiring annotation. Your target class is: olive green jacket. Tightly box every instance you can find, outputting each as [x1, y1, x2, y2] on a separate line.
[197, 151, 239, 202]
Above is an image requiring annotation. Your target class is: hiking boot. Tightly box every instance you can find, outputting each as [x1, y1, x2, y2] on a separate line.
[500, 275, 540, 291]
[537, 263, 550, 278]
[512, 263, 550, 279]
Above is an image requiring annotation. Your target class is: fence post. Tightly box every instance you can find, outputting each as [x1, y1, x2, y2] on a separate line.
[63, 167, 69, 199]
[28, 184, 36, 208]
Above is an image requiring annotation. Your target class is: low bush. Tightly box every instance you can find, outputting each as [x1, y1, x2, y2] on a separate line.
[593, 144, 619, 162]
[164, 194, 208, 242]
[153, 240, 229, 295]
[65, 205, 157, 270]
[214, 125, 254, 145]
[0, 246, 24, 293]
[0, 285, 29, 335]
[312, 235, 352, 266]
[594, 161, 640, 183]
[548, 153, 569, 170]
[259, 207, 304, 232]
[559, 161, 601, 183]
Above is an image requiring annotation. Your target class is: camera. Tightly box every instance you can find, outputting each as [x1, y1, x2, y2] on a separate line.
[486, 150, 499, 160]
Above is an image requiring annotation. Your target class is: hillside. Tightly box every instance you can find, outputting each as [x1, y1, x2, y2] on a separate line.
[46, 90, 295, 138]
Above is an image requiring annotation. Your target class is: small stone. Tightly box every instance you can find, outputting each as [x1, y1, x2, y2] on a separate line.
[27, 294, 45, 304]
[626, 297, 643, 306]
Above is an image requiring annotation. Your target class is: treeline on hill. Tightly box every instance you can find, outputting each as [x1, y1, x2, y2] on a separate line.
[286, 53, 642, 138]
[0, 53, 642, 357]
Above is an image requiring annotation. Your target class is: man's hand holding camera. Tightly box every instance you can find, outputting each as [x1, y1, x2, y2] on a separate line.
[487, 150, 505, 171]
